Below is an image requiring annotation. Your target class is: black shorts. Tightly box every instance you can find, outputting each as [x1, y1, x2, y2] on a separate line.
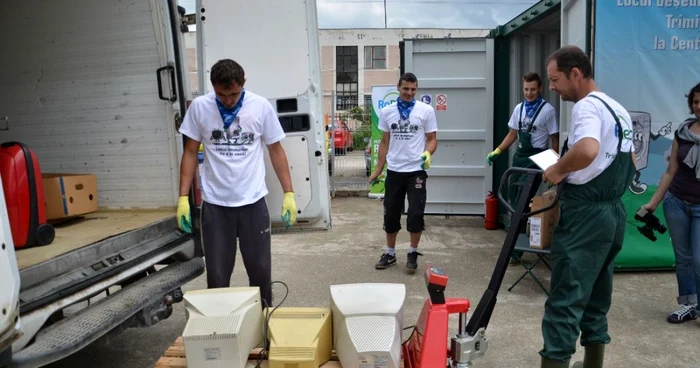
[383, 169, 428, 234]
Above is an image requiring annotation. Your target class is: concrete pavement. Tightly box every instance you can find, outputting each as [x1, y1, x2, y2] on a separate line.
[46, 196, 698, 367]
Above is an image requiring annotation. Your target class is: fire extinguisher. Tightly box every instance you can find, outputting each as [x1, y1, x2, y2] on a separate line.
[485, 191, 498, 230]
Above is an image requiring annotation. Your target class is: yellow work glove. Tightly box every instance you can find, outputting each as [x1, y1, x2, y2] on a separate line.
[486, 148, 502, 166]
[281, 192, 297, 228]
[176, 196, 192, 233]
[420, 151, 432, 170]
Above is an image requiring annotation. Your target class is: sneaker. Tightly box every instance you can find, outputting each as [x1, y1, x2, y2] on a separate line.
[405, 251, 423, 273]
[375, 253, 396, 269]
[667, 304, 697, 323]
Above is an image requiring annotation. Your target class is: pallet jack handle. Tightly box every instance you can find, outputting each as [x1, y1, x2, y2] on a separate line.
[497, 167, 563, 217]
[464, 167, 563, 337]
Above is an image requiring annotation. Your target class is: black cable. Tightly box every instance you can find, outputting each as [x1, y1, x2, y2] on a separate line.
[402, 324, 416, 346]
[255, 281, 289, 368]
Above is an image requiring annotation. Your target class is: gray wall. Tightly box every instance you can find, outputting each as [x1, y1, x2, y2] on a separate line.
[506, 31, 561, 165]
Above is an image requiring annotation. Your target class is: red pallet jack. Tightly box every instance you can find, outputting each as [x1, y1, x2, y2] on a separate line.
[403, 167, 563, 368]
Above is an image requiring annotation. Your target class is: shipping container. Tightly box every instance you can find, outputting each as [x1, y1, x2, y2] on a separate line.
[400, 0, 697, 270]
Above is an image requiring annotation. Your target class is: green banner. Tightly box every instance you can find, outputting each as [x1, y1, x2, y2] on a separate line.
[369, 85, 399, 198]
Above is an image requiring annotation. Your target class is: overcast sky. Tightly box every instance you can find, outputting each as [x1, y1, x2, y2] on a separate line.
[178, 0, 538, 29]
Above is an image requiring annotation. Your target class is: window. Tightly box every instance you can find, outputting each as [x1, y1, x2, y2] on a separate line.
[336, 82, 358, 110]
[364, 46, 386, 69]
[336, 46, 358, 110]
[363, 94, 372, 107]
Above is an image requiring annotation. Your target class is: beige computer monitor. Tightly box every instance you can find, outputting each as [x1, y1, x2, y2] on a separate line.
[265, 307, 333, 368]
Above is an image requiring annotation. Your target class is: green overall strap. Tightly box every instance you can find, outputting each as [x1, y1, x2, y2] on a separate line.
[560, 95, 622, 158]
[588, 95, 623, 153]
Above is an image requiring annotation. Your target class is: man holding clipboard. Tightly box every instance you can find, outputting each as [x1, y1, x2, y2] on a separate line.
[538, 46, 637, 368]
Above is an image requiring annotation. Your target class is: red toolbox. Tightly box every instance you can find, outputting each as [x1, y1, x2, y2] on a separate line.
[0, 142, 55, 249]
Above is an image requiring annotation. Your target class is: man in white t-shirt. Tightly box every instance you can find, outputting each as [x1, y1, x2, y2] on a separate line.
[538, 46, 637, 368]
[488, 72, 559, 168]
[368, 73, 437, 273]
[487, 72, 559, 264]
[176, 59, 297, 307]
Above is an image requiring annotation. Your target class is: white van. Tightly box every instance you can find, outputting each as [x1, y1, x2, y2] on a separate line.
[0, 0, 330, 366]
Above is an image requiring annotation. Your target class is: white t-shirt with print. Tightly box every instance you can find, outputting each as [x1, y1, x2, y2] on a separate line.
[565, 92, 635, 185]
[507, 101, 559, 149]
[178, 90, 286, 207]
[379, 100, 438, 172]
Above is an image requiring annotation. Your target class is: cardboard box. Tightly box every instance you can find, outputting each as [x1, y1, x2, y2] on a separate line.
[528, 189, 560, 249]
[42, 173, 98, 221]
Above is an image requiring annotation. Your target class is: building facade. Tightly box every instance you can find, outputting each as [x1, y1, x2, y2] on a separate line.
[182, 28, 490, 117]
[320, 28, 489, 116]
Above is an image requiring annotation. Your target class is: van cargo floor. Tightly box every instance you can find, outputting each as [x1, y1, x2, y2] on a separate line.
[16, 210, 175, 270]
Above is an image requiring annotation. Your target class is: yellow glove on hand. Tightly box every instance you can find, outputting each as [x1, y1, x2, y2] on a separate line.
[486, 148, 502, 166]
[176, 196, 192, 233]
[420, 151, 432, 170]
[281, 192, 297, 228]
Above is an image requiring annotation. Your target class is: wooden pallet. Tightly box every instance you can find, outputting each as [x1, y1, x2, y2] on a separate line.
[154, 337, 347, 368]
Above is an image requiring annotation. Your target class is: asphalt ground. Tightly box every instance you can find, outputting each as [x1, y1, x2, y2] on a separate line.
[46, 197, 698, 368]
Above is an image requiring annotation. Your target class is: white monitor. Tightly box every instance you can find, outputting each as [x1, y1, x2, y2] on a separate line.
[182, 287, 264, 368]
[330, 283, 406, 368]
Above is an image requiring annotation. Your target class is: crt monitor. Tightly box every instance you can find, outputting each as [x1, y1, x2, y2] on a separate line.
[330, 283, 406, 368]
[181, 287, 264, 368]
[266, 307, 333, 368]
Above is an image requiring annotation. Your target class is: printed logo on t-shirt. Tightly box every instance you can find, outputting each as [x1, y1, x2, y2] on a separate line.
[209, 118, 255, 157]
[606, 112, 633, 159]
[520, 119, 537, 132]
[390, 119, 419, 140]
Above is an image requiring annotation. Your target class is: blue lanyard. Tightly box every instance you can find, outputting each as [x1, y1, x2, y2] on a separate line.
[215, 90, 246, 130]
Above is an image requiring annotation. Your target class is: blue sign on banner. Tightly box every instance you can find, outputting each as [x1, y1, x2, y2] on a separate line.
[420, 94, 432, 104]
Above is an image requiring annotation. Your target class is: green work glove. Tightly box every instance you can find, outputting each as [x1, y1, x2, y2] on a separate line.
[420, 151, 432, 170]
[176, 196, 192, 233]
[486, 148, 502, 166]
[281, 192, 297, 228]
[369, 174, 384, 186]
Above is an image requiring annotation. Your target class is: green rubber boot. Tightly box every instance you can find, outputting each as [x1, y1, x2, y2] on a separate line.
[541, 357, 571, 368]
[572, 344, 605, 368]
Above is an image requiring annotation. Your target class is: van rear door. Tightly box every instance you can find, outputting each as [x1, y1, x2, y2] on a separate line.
[0, 176, 22, 356]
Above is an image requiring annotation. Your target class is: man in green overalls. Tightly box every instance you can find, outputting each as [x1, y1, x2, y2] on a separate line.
[487, 72, 559, 263]
[540, 45, 637, 368]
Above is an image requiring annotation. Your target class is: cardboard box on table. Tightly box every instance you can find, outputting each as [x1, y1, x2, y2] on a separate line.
[528, 189, 559, 249]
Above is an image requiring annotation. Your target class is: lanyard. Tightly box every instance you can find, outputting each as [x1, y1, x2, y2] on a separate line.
[215, 90, 246, 130]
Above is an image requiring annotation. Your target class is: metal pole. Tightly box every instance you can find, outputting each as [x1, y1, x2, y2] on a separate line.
[330, 90, 336, 198]
[384, 0, 387, 28]
[458, 312, 467, 337]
